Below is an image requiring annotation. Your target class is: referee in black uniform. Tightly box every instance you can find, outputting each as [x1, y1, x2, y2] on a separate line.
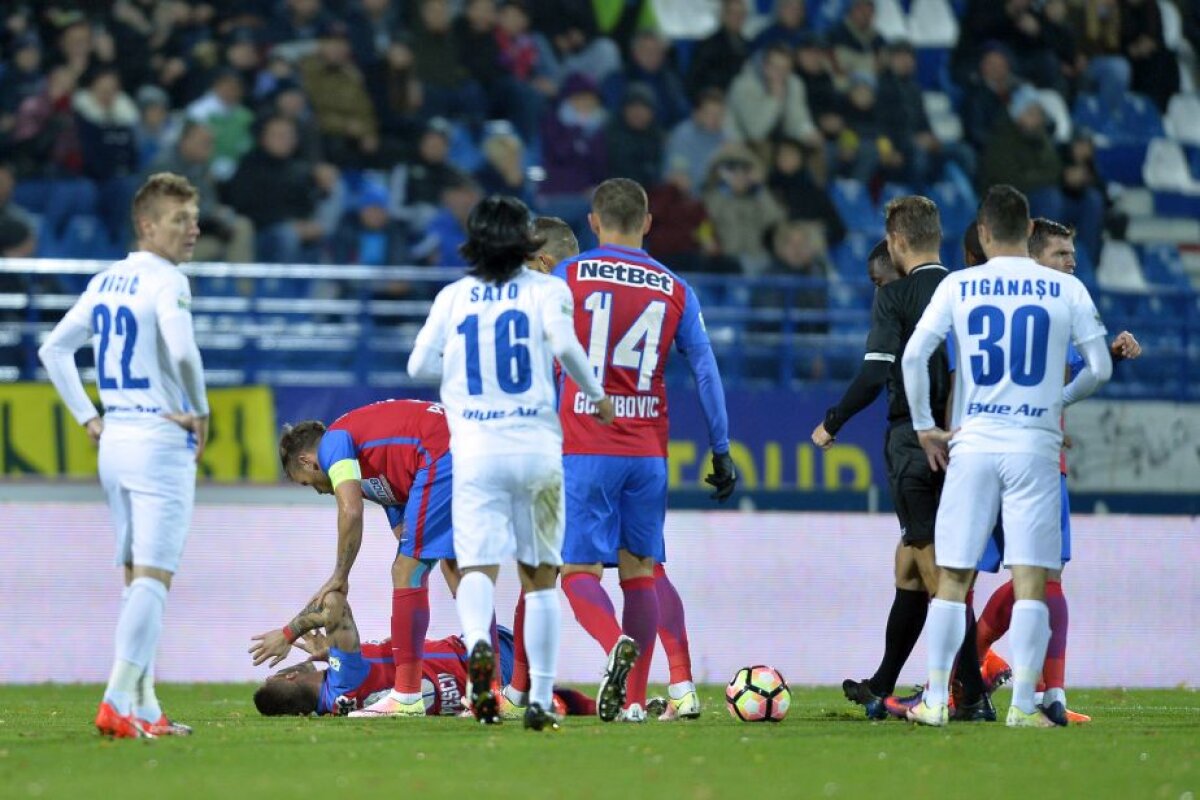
[811, 196, 992, 720]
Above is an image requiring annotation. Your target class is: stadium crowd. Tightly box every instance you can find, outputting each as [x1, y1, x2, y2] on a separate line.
[1, 0, 1198, 296]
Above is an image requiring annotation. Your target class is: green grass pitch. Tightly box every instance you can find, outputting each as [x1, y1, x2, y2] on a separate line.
[1, 685, 1196, 800]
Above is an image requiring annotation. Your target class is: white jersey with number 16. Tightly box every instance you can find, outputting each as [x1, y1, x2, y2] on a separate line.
[913, 256, 1107, 460]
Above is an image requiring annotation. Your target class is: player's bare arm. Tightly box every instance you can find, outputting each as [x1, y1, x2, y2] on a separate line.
[250, 591, 361, 667]
[309, 481, 365, 605]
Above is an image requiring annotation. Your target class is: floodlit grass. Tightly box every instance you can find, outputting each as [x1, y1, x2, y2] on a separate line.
[1, 684, 1196, 800]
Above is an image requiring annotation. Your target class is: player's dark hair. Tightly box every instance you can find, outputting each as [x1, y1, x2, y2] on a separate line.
[1028, 217, 1074, 259]
[963, 220, 986, 267]
[532, 216, 580, 264]
[279, 420, 326, 476]
[696, 87, 725, 108]
[977, 184, 1030, 246]
[460, 195, 545, 284]
[591, 178, 648, 235]
[884, 195, 941, 252]
[867, 238, 890, 268]
[254, 681, 318, 716]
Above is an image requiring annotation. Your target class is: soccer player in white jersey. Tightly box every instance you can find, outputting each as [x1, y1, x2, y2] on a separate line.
[38, 173, 210, 739]
[900, 185, 1112, 728]
[407, 195, 615, 731]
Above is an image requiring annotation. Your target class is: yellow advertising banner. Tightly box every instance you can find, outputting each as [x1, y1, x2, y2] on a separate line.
[0, 384, 278, 482]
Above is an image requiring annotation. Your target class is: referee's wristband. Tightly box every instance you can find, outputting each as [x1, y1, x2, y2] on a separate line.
[282, 625, 299, 644]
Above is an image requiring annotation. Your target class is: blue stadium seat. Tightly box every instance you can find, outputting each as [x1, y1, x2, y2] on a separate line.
[1073, 93, 1165, 142]
[1094, 142, 1149, 186]
[879, 182, 914, 209]
[928, 180, 975, 241]
[915, 47, 951, 91]
[829, 233, 876, 283]
[1072, 244, 1098, 289]
[1138, 243, 1191, 290]
[830, 180, 883, 239]
[1151, 191, 1200, 220]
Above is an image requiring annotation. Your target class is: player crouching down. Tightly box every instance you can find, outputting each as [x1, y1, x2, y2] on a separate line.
[252, 591, 595, 718]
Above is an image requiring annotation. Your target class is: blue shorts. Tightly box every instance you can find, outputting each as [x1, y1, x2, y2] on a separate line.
[562, 455, 667, 565]
[977, 473, 1071, 572]
[385, 452, 455, 561]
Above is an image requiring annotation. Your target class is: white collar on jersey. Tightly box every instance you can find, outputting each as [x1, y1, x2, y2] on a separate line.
[980, 256, 1040, 268]
[910, 262, 947, 274]
[127, 250, 178, 268]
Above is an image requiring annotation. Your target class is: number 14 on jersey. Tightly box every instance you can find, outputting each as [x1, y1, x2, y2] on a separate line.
[583, 291, 665, 391]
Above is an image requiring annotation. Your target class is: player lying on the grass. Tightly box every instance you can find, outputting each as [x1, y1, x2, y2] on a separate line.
[251, 590, 595, 717]
[901, 185, 1112, 728]
[278, 399, 461, 718]
[971, 218, 1141, 726]
[525, 216, 712, 723]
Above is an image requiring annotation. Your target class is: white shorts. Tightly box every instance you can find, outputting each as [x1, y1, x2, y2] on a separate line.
[451, 450, 565, 569]
[98, 423, 197, 573]
[934, 451, 1061, 570]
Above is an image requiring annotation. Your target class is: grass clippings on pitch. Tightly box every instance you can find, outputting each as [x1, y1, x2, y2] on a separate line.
[0, 685, 1196, 800]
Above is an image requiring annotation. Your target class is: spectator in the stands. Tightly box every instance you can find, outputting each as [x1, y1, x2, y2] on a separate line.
[1069, 0, 1131, 113]
[224, 114, 328, 263]
[335, 180, 409, 267]
[223, 26, 266, 96]
[105, 0, 165, 93]
[539, 73, 609, 238]
[475, 122, 534, 207]
[1121, 0, 1180, 111]
[761, 220, 830, 335]
[51, 15, 111, 82]
[1040, 0, 1080, 91]
[484, 0, 551, 143]
[834, 71, 893, 183]
[955, 0, 1064, 91]
[414, 170, 482, 268]
[607, 84, 665, 191]
[703, 142, 786, 274]
[366, 40, 424, 157]
[728, 43, 821, 148]
[1058, 128, 1106, 263]
[751, 0, 810, 52]
[962, 44, 1023, 150]
[348, 0, 409, 68]
[646, 156, 724, 273]
[978, 85, 1100, 262]
[186, 69, 255, 180]
[411, 0, 487, 126]
[828, 0, 884, 79]
[8, 67, 96, 238]
[152, 121, 255, 263]
[666, 88, 734, 195]
[0, 161, 38, 258]
[768, 138, 845, 246]
[794, 34, 842, 144]
[878, 40, 976, 186]
[267, 79, 325, 163]
[267, 0, 332, 46]
[300, 20, 380, 168]
[455, 0, 502, 102]
[0, 33, 46, 130]
[388, 117, 462, 234]
[134, 85, 179, 169]
[601, 30, 690, 129]
[687, 0, 750, 99]
[73, 67, 141, 244]
[527, 0, 622, 86]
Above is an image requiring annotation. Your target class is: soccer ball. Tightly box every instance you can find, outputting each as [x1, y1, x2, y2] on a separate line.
[726, 665, 791, 722]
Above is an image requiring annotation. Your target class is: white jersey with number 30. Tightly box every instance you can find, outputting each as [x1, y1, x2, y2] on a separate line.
[409, 267, 603, 458]
[914, 256, 1107, 459]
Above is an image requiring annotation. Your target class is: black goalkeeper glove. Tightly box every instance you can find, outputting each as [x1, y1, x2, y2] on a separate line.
[705, 451, 737, 502]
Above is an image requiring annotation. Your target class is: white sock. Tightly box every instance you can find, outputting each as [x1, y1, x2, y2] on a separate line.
[503, 684, 529, 707]
[523, 588, 561, 711]
[924, 599, 966, 709]
[106, 578, 167, 714]
[1043, 687, 1067, 708]
[1010, 599, 1051, 714]
[456, 571, 495, 653]
[135, 655, 162, 722]
[668, 681, 695, 700]
[387, 689, 422, 705]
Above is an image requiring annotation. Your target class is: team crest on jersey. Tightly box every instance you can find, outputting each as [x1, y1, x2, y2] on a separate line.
[361, 476, 398, 505]
[577, 260, 674, 295]
[329, 655, 342, 671]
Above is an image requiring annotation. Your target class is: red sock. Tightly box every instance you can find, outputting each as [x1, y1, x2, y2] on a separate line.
[1042, 580, 1068, 693]
[391, 587, 429, 694]
[621, 576, 659, 707]
[976, 580, 1015, 661]
[561, 572, 622, 653]
[553, 687, 597, 716]
[510, 591, 530, 693]
[654, 564, 693, 685]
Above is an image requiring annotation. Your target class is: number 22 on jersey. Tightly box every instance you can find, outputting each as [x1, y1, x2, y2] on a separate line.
[582, 291, 665, 391]
[93, 304, 150, 389]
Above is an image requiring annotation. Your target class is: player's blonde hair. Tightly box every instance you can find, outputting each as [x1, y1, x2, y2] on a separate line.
[132, 172, 199, 229]
[884, 195, 941, 253]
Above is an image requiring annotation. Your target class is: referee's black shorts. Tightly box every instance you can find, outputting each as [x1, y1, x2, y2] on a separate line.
[884, 423, 945, 546]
